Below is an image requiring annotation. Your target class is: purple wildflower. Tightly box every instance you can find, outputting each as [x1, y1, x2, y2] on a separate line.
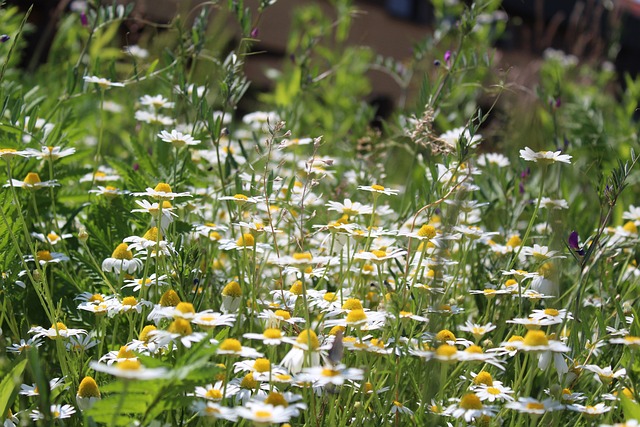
[0, 34, 10, 43]
[569, 231, 585, 256]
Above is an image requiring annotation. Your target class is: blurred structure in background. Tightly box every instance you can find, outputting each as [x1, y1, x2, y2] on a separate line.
[7, 0, 640, 111]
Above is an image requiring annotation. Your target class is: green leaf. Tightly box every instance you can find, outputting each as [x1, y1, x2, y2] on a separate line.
[0, 358, 28, 418]
[620, 393, 640, 420]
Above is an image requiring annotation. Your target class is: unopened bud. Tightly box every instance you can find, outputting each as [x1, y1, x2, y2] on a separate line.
[78, 228, 88, 243]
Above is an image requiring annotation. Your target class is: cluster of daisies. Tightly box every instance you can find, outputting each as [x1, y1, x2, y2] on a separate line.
[2, 75, 640, 427]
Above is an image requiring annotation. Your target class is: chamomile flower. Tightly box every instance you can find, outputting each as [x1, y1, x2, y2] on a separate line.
[6, 172, 58, 189]
[89, 185, 129, 198]
[102, 243, 143, 274]
[140, 95, 174, 110]
[326, 198, 373, 216]
[443, 393, 497, 423]
[567, 402, 611, 415]
[458, 321, 497, 340]
[158, 129, 200, 148]
[505, 397, 564, 414]
[25, 250, 70, 265]
[192, 401, 238, 421]
[122, 273, 168, 292]
[76, 376, 101, 411]
[133, 182, 191, 200]
[193, 381, 240, 401]
[84, 75, 125, 89]
[472, 382, 515, 402]
[521, 244, 566, 260]
[30, 404, 76, 420]
[235, 402, 298, 424]
[519, 147, 572, 165]
[296, 364, 364, 386]
[90, 359, 168, 380]
[581, 365, 627, 385]
[439, 127, 482, 151]
[540, 197, 569, 209]
[243, 328, 295, 346]
[477, 152, 510, 167]
[134, 110, 175, 126]
[357, 184, 399, 196]
[31, 230, 73, 245]
[6, 337, 43, 354]
[611, 336, 640, 348]
[215, 338, 263, 358]
[19, 377, 65, 396]
[281, 329, 325, 374]
[24, 145, 75, 160]
[29, 322, 87, 339]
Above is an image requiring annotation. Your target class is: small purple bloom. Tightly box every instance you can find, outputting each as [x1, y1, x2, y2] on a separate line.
[133, 163, 139, 171]
[569, 231, 585, 256]
[250, 27, 259, 38]
[555, 97, 561, 108]
[0, 34, 9, 43]
[444, 50, 452, 65]
[519, 181, 525, 194]
[80, 12, 88, 27]
[433, 59, 441, 67]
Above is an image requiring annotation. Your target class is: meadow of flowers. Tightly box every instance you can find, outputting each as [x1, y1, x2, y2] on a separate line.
[1, 0, 640, 426]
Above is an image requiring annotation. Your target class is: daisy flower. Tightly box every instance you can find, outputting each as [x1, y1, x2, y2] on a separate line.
[519, 146, 572, 165]
[79, 166, 120, 183]
[25, 250, 70, 265]
[215, 338, 263, 358]
[84, 75, 125, 89]
[193, 381, 240, 401]
[243, 328, 295, 346]
[23, 145, 75, 160]
[566, 402, 611, 415]
[296, 364, 364, 386]
[440, 127, 482, 149]
[90, 359, 168, 380]
[140, 94, 174, 110]
[131, 200, 177, 230]
[326, 198, 373, 216]
[611, 336, 640, 348]
[235, 402, 298, 425]
[458, 320, 497, 340]
[158, 129, 201, 148]
[540, 197, 569, 209]
[505, 397, 564, 414]
[191, 311, 237, 329]
[29, 322, 87, 339]
[281, 329, 325, 374]
[89, 185, 129, 198]
[443, 393, 497, 423]
[353, 247, 407, 264]
[133, 182, 191, 200]
[6, 172, 58, 189]
[6, 337, 43, 354]
[134, 110, 175, 126]
[31, 230, 73, 245]
[122, 273, 168, 292]
[101, 243, 143, 274]
[581, 365, 626, 385]
[19, 377, 65, 396]
[357, 183, 399, 196]
[472, 382, 515, 402]
[76, 376, 101, 411]
[192, 401, 238, 421]
[149, 319, 207, 348]
[477, 152, 510, 167]
[30, 404, 76, 420]
[521, 244, 566, 260]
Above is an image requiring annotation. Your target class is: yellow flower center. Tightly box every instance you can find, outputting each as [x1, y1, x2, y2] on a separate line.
[371, 249, 387, 258]
[465, 345, 483, 354]
[523, 330, 549, 346]
[205, 389, 223, 400]
[24, 172, 41, 186]
[623, 221, 638, 234]
[321, 368, 340, 377]
[474, 371, 493, 386]
[289, 280, 303, 295]
[47, 232, 60, 242]
[346, 309, 367, 324]
[159, 289, 180, 306]
[253, 358, 271, 372]
[122, 296, 137, 306]
[77, 376, 100, 398]
[232, 193, 248, 200]
[544, 308, 559, 316]
[53, 322, 68, 331]
[222, 281, 242, 297]
[506, 235, 522, 248]
[341, 298, 363, 310]
[274, 310, 291, 320]
[219, 338, 242, 352]
[143, 227, 158, 241]
[526, 402, 545, 410]
[116, 346, 136, 359]
[117, 360, 142, 370]
[240, 373, 257, 389]
[111, 243, 133, 260]
[265, 392, 288, 407]
[435, 344, 457, 358]
[329, 326, 345, 336]
[436, 329, 456, 343]
[296, 329, 319, 350]
[154, 182, 172, 193]
[293, 252, 313, 261]
[459, 393, 483, 410]
[89, 294, 104, 302]
[371, 184, 385, 191]
[175, 302, 195, 315]
[263, 328, 282, 339]
[323, 292, 337, 302]
[417, 224, 436, 238]
[254, 410, 273, 419]
[37, 251, 53, 262]
[235, 233, 255, 247]
[168, 318, 192, 336]
[139, 325, 157, 341]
